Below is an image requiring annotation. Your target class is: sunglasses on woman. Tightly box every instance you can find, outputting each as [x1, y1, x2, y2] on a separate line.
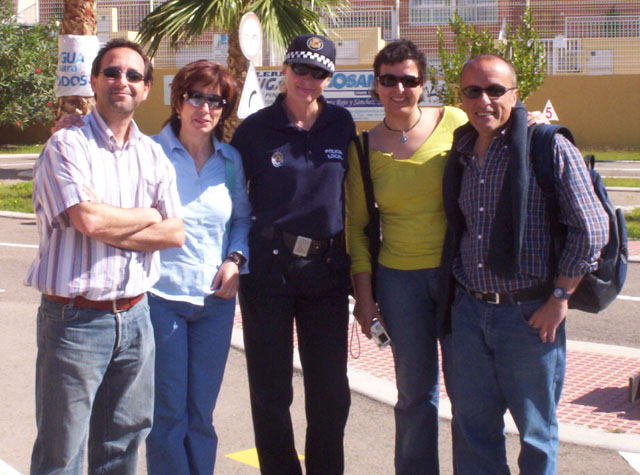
[183, 90, 227, 109]
[376, 74, 423, 88]
[289, 62, 332, 80]
[461, 85, 517, 99]
[100, 66, 145, 83]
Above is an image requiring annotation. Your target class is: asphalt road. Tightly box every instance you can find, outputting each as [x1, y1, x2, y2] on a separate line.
[0, 215, 638, 474]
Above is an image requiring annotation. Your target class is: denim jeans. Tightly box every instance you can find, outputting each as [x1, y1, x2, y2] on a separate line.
[376, 265, 440, 475]
[447, 289, 566, 475]
[31, 294, 154, 475]
[145, 293, 236, 475]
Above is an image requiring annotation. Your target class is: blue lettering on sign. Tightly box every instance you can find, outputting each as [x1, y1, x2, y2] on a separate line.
[259, 77, 281, 91]
[60, 52, 86, 64]
[329, 73, 374, 90]
[57, 75, 89, 86]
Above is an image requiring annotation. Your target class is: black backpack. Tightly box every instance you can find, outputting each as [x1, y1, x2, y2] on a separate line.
[528, 124, 629, 313]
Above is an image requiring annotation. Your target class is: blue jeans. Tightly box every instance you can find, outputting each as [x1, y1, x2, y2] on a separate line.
[447, 289, 566, 475]
[31, 294, 154, 475]
[376, 265, 440, 475]
[145, 293, 236, 475]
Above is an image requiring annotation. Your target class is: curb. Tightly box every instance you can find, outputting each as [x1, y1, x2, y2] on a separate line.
[0, 211, 36, 220]
[230, 328, 640, 453]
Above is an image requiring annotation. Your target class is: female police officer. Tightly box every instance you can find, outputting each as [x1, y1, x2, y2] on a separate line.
[231, 34, 355, 475]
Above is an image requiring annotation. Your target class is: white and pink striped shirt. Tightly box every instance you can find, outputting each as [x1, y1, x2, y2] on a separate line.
[25, 109, 182, 300]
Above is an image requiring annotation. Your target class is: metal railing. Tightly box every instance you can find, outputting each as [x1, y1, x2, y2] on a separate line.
[326, 6, 396, 41]
[542, 38, 582, 74]
[31, 0, 640, 75]
[566, 15, 640, 38]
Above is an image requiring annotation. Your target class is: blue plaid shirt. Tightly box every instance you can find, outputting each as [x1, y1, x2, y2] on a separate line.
[452, 128, 609, 293]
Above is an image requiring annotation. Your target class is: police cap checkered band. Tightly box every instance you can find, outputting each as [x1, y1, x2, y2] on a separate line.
[285, 34, 336, 74]
[285, 51, 335, 73]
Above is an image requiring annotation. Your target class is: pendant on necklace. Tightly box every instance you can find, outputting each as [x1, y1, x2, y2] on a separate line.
[383, 107, 423, 145]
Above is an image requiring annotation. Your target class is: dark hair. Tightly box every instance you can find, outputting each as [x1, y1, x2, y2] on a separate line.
[91, 38, 153, 84]
[460, 54, 517, 87]
[370, 39, 427, 101]
[165, 60, 238, 141]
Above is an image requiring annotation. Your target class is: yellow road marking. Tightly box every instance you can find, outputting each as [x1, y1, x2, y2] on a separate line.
[225, 448, 305, 469]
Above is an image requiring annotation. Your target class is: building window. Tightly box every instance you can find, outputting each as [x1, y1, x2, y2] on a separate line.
[409, 0, 498, 25]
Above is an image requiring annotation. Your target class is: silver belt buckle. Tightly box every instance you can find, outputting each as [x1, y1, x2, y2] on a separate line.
[292, 236, 312, 257]
[487, 292, 500, 304]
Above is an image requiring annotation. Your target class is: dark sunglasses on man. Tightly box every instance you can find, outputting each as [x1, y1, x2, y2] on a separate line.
[100, 66, 145, 83]
[183, 90, 227, 109]
[376, 74, 423, 88]
[461, 84, 517, 99]
[288, 62, 332, 80]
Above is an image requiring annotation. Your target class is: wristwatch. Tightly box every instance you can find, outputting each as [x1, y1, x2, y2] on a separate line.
[226, 251, 247, 267]
[552, 287, 572, 300]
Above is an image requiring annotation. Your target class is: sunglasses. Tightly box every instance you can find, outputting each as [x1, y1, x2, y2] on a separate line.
[183, 90, 227, 109]
[289, 62, 332, 80]
[376, 74, 423, 88]
[100, 66, 145, 83]
[461, 85, 517, 99]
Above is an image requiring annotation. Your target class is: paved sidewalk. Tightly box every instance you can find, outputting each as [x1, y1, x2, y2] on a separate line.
[231, 313, 640, 452]
[230, 238, 640, 453]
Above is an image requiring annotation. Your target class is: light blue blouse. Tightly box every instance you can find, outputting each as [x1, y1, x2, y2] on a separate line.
[151, 124, 251, 305]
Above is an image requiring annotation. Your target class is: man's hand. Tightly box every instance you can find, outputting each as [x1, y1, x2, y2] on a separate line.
[528, 275, 582, 343]
[527, 110, 551, 126]
[51, 113, 84, 134]
[527, 297, 568, 343]
[211, 260, 240, 299]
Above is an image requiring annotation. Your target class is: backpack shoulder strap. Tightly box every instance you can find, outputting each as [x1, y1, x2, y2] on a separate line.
[529, 123, 576, 197]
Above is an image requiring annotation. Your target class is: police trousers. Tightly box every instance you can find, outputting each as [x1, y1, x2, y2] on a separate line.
[239, 229, 351, 475]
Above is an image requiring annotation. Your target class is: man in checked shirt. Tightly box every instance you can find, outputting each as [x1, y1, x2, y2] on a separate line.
[437, 54, 609, 474]
[26, 39, 184, 474]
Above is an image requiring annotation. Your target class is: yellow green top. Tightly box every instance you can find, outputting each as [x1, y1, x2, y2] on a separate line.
[346, 106, 468, 273]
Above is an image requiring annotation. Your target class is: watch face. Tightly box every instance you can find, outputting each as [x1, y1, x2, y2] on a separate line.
[553, 288, 569, 299]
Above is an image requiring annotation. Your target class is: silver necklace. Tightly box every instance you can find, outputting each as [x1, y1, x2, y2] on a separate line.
[382, 108, 423, 143]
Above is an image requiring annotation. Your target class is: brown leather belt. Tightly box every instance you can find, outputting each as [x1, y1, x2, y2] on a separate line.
[44, 294, 144, 313]
[464, 286, 548, 305]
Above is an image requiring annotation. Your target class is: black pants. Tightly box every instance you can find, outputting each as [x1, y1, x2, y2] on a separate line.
[239, 234, 351, 475]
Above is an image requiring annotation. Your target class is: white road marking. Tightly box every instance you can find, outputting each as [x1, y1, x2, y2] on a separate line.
[0, 242, 38, 249]
[0, 458, 22, 474]
[619, 451, 640, 473]
[597, 167, 640, 172]
[618, 295, 640, 302]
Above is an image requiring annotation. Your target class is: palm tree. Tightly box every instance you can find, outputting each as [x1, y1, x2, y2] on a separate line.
[137, 0, 348, 136]
[58, 0, 97, 118]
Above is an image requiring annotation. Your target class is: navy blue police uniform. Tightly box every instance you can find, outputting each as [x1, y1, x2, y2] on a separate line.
[231, 91, 355, 475]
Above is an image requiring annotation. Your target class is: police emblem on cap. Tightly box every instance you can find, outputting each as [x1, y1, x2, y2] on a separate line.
[271, 151, 284, 168]
[307, 37, 323, 51]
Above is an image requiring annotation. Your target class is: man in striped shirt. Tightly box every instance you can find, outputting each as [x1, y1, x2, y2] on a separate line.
[437, 54, 609, 474]
[26, 39, 184, 474]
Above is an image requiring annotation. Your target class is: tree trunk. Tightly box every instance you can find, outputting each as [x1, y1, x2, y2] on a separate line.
[57, 0, 97, 118]
[223, 19, 248, 142]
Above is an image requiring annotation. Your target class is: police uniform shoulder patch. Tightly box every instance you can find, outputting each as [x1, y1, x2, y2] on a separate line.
[307, 37, 323, 51]
[271, 151, 284, 167]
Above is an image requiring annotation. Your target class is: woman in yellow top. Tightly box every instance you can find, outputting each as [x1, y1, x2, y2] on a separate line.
[345, 39, 467, 474]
